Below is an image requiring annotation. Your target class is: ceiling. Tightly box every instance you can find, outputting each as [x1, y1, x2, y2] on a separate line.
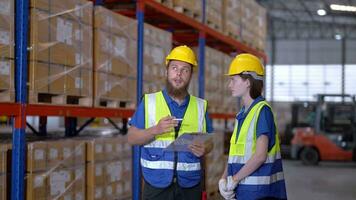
[257, 0, 356, 39]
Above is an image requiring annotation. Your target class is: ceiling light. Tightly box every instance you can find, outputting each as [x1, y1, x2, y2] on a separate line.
[330, 4, 356, 12]
[334, 34, 342, 40]
[317, 9, 326, 16]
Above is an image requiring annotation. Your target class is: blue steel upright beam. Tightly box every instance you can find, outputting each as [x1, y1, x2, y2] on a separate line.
[198, 0, 206, 99]
[12, 0, 29, 199]
[133, 1, 144, 199]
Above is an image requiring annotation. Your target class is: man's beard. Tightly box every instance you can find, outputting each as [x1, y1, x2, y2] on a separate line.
[166, 78, 190, 99]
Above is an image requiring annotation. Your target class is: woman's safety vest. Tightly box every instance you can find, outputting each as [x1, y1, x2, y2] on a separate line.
[228, 101, 287, 199]
[141, 91, 207, 188]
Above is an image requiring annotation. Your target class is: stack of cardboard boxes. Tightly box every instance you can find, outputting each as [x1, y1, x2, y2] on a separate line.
[205, 132, 226, 199]
[86, 136, 132, 200]
[192, 47, 234, 114]
[28, 0, 93, 105]
[0, 0, 14, 102]
[26, 139, 86, 200]
[0, 143, 9, 200]
[94, 6, 137, 107]
[206, 0, 223, 31]
[143, 23, 172, 94]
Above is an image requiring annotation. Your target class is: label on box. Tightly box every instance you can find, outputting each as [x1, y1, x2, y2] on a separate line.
[95, 188, 102, 198]
[34, 175, 44, 188]
[75, 29, 83, 42]
[34, 149, 44, 160]
[104, 81, 111, 92]
[75, 145, 83, 156]
[101, 36, 111, 53]
[95, 165, 102, 176]
[50, 171, 67, 196]
[74, 4, 84, 18]
[0, 61, 10, 75]
[75, 53, 83, 65]
[106, 186, 112, 196]
[0, 31, 10, 45]
[114, 37, 127, 58]
[0, 2, 10, 15]
[105, 144, 113, 153]
[49, 148, 58, 160]
[95, 144, 103, 153]
[107, 162, 121, 182]
[75, 77, 83, 89]
[57, 18, 73, 45]
[63, 147, 71, 159]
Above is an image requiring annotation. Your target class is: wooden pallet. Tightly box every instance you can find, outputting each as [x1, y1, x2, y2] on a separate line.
[29, 92, 92, 106]
[173, 6, 201, 21]
[0, 90, 14, 102]
[94, 98, 134, 109]
[154, 0, 173, 8]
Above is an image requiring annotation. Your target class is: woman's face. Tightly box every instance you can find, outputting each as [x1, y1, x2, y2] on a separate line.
[228, 75, 250, 97]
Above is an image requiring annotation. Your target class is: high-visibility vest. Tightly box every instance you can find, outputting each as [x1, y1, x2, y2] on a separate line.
[228, 101, 287, 199]
[141, 91, 207, 188]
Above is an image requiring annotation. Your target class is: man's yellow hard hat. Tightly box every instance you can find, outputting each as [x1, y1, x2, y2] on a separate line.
[165, 45, 198, 67]
[226, 53, 264, 79]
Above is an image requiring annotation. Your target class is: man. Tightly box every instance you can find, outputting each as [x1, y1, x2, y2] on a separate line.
[128, 45, 213, 200]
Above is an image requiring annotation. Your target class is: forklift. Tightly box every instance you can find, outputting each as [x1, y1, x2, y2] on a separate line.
[291, 94, 356, 165]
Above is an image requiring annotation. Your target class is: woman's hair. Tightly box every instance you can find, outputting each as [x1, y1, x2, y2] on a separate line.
[239, 74, 263, 99]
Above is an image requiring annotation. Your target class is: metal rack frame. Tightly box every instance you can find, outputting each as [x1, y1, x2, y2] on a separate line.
[1, 0, 266, 199]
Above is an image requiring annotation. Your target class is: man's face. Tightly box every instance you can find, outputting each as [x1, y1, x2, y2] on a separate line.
[166, 60, 192, 91]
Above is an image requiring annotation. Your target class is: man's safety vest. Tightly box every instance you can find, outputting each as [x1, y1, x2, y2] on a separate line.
[141, 91, 207, 188]
[228, 101, 287, 199]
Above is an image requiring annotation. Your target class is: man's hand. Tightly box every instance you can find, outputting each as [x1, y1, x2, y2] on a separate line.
[188, 137, 213, 157]
[152, 116, 178, 135]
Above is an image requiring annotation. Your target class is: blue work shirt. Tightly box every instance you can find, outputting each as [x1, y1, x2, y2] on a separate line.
[129, 89, 214, 133]
[234, 96, 275, 151]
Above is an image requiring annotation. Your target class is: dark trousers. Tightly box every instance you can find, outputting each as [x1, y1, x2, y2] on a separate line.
[143, 180, 202, 200]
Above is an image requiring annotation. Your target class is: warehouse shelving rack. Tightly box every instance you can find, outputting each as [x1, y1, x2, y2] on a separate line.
[0, 0, 265, 199]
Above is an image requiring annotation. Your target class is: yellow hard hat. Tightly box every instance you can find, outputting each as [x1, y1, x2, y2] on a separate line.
[226, 53, 264, 79]
[165, 45, 198, 67]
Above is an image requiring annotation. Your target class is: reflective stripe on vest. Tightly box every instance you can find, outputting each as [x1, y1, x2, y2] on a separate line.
[240, 172, 284, 185]
[141, 158, 201, 171]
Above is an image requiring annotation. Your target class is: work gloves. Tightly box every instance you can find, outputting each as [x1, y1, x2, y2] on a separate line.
[218, 177, 237, 200]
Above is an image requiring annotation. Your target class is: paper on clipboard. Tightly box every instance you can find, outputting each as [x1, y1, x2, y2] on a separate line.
[164, 132, 212, 152]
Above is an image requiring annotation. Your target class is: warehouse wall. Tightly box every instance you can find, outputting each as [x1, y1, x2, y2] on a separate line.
[266, 39, 356, 64]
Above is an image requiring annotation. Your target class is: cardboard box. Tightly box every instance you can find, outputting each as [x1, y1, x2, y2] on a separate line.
[94, 7, 137, 76]
[0, 0, 14, 59]
[30, 0, 92, 25]
[95, 72, 134, 101]
[65, 66, 92, 97]
[0, 59, 14, 92]
[26, 172, 48, 200]
[29, 61, 66, 95]
[30, 7, 92, 67]
[27, 142, 47, 172]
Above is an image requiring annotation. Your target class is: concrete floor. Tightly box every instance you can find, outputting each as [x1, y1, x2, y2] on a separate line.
[283, 160, 356, 200]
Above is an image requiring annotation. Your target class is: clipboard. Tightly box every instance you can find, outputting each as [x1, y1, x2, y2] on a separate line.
[164, 132, 213, 152]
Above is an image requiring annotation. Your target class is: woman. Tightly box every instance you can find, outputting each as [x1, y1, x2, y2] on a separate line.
[218, 54, 287, 200]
